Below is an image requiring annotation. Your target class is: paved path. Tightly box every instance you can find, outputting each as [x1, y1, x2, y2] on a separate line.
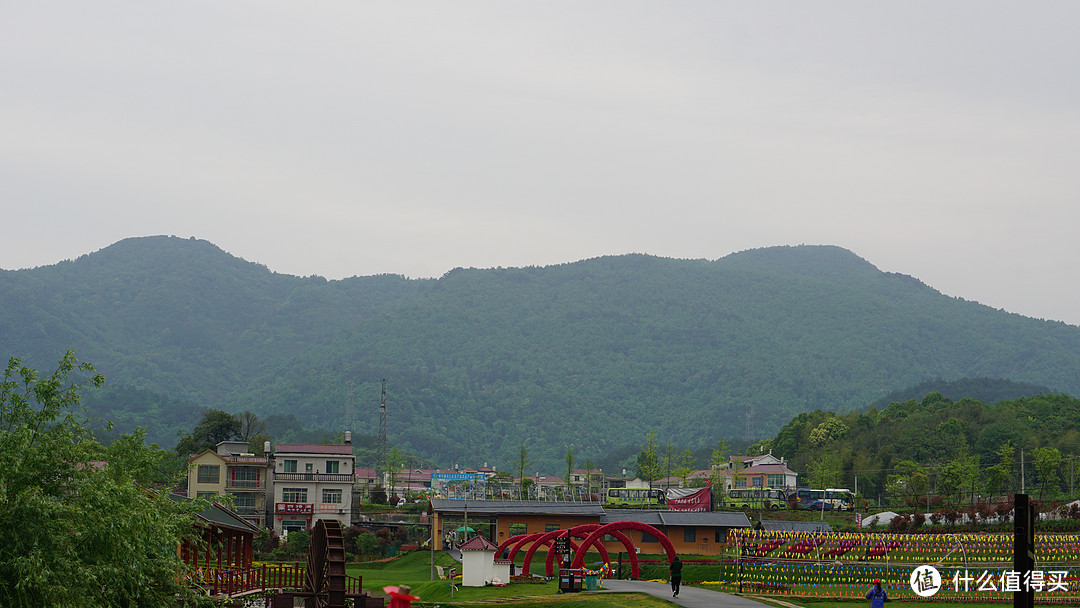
[599, 580, 774, 608]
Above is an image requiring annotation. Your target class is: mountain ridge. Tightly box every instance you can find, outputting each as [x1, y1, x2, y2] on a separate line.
[2, 236, 1077, 471]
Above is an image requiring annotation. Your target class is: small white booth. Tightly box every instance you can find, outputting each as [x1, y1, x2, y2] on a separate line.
[459, 535, 511, 587]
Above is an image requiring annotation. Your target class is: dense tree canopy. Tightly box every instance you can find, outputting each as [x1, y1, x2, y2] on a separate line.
[0, 351, 206, 607]
[759, 391, 1080, 504]
[3, 236, 1080, 472]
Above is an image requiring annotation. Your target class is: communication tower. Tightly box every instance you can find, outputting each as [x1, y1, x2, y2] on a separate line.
[377, 379, 388, 484]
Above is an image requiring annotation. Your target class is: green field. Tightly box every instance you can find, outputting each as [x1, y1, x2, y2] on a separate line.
[343, 551, 1080, 607]
[345, 550, 689, 607]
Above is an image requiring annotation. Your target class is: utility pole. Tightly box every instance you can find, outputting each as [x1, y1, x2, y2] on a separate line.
[1020, 448, 1025, 495]
[1070, 455, 1075, 498]
[377, 380, 388, 490]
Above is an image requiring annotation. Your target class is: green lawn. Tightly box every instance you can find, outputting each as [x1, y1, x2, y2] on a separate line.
[737, 596, 1080, 608]
[345, 551, 680, 607]
[344, 552, 1080, 607]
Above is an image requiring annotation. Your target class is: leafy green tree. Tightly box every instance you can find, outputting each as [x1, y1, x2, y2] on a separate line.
[984, 442, 1016, 502]
[174, 408, 240, 456]
[516, 443, 530, 499]
[636, 431, 662, 492]
[938, 460, 963, 507]
[237, 410, 267, 441]
[808, 417, 849, 447]
[938, 440, 978, 507]
[809, 451, 842, 488]
[0, 352, 206, 607]
[564, 445, 575, 496]
[709, 439, 729, 490]
[583, 458, 600, 498]
[354, 532, 382, 557]
[673, 448, 695, 487]
[1034, 446, 1063, 500]
[887, 460, 928, 506]
[284, 530, 311, 558]
[661, 443, 678, 488]
[388, 446, 403, 498]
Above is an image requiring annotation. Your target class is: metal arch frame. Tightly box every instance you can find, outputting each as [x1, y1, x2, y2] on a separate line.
[499, 533, 544, 562]
[546, 524, 638, 578]
[571, 521, 677, 571]
[521, 531, 564, 577]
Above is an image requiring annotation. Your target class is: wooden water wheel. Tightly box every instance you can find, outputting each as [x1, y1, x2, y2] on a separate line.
[303, 519, 347, 608]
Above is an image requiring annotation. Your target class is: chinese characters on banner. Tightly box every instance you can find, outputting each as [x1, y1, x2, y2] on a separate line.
[275, 502, 314, 514]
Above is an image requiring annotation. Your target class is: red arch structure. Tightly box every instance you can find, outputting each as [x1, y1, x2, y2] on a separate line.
[543, 525, 639, 577]
[499, 533, 541, 562]
[518, 526, 643, 578]
[521, 530, 572, 577]
[571, 521, 676, 571]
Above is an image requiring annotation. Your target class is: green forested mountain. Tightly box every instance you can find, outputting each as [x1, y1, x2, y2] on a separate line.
[870, 377, 1052, 409]
[2, 236, 1079, 472]
[764, 391, 1080, 503]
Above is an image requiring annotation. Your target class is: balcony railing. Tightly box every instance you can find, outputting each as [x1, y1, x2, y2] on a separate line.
[225, 479, 267, 491]
[274, 472, 354, 483]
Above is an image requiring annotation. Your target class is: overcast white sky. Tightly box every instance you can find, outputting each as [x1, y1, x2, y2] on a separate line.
[4, 2, 1079, 325]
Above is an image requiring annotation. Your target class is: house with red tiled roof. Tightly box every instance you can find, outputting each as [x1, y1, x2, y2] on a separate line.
[734, 463, 798, 490]
[271, 440, 354, 537]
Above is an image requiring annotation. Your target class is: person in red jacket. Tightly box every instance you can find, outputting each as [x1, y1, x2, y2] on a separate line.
[384, 585, 420, 608]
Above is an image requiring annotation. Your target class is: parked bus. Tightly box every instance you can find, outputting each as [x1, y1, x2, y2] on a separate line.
[790, 488, 855, 511]
[722, 488, 789, 511]
[605, 488, 666, 508]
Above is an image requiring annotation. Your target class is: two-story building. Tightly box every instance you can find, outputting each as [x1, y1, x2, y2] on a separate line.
[186, 440, 273, 528]
[272, 443, 355, 537]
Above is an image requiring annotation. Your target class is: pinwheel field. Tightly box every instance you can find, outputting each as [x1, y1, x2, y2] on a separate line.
[718, 529, 1080, 602]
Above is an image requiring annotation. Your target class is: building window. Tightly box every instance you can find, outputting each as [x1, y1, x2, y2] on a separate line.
[283, 460, 297, 473]
[322, 489, 342, 504]
[306, 462, 314, 473]
[282, 487, 307, 503]
[197, 465, 220, 483]
[767, 474, 784, 487]
[641, 532, 657, 543]
[736, 477, 747, 488]
[752, 477, 763, 487]
[283, 520, 306, 533]
[234, 494, 256, 510]
[544, 524, 560, 533]
[196, 491, 217, 499]
[326, 460, 339, 474]
[715, 529, 724, 543]
[684, 528, 696, 543]
[232, 467, 259, 487]
[509, 523, 527, 536]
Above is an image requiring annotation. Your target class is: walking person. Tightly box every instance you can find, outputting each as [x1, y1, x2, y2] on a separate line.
[669, 555, 682, 597]
[866, 578, 888, 608]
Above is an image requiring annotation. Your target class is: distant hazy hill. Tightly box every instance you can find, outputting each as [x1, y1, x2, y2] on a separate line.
[2, 236, 1078, 472]
[870, 377, 1053, 409]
